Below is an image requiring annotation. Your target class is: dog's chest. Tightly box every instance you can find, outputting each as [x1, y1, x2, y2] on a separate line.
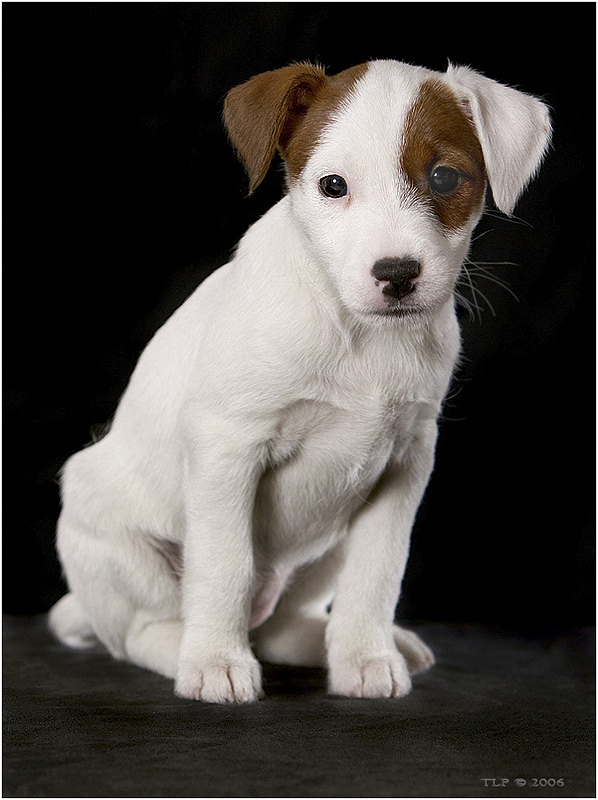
[254, 386, 431, 560]
[268, 390, 422, 470]
[250, 317, 455, 563]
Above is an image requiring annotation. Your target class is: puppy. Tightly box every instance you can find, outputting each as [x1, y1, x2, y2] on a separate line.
[49, 60, 551, 702]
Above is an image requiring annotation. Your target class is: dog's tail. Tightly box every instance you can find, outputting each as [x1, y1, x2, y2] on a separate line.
[48, 592, 99, 650]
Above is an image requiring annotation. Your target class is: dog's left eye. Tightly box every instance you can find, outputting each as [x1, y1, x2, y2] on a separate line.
[319, 174, 348, 198]
[429, 166, 460, 195]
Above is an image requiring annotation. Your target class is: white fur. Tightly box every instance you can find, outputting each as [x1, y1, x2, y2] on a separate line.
[49, 60, 550, 702]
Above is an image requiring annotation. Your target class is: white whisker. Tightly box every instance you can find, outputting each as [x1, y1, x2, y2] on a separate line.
[470, 228, 495, 244]
[457, 254, 522, 320]
[483, 209, 533, 228]
[466, 260, 519, 267]
[458, 263, 483, 322]
[467, 268, 520, 304]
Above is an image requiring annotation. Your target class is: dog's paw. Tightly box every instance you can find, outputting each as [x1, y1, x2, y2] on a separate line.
[393, 625, 435, 675]
[175, 654, 263, 703]
[328, 651, 412, 699]
[252, 614, 327, 667]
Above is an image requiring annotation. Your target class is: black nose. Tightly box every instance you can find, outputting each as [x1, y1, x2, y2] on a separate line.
[372, 257, 421, 300]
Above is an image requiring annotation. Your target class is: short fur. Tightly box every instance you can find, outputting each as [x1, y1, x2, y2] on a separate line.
[49, 60, 551, 702]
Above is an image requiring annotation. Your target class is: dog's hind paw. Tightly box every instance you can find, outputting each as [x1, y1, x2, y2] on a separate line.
[175, 654, 264, 704]
[393, 625, 435, 675]
[48, 593, 99, 650]
[252, 613, 328, 667]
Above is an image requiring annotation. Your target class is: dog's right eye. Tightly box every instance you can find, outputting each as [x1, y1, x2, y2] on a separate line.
[319, 174, 348, 198]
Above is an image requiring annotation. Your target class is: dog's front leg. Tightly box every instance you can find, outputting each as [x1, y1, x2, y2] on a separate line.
[326, 422, 437, 699]
[175, 420, 265, 703]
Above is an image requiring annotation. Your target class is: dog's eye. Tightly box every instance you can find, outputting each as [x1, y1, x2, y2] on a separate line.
[319, 174, 348, 198]
[429, 166, 460, 195]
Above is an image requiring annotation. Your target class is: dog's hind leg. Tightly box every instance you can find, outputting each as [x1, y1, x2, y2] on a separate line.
[54, 513, 182, 668]
[50, 585, 183, 680]
[251, 544, 345, 667]
[124, 612, 182, 679]
[48, 592, 99, 649]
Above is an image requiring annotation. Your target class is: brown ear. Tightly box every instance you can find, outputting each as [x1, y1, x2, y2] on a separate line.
[223, 62, 327, 193]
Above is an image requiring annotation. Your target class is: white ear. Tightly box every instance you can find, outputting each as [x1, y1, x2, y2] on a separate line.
[445, 64, 552, 216]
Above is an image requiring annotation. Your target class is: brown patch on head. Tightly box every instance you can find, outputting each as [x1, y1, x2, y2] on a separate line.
[282, 63, 368, 182]
[223, 62, 367, 192]
[401, 79, 486, 231]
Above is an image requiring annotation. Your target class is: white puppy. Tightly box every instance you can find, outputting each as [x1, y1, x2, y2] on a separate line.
[49, 60, 551, 702]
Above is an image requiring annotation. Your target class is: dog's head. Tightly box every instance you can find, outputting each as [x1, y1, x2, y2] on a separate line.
[224, 60, 551, 320]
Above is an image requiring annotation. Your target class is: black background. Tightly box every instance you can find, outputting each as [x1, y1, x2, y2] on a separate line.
[4, 3, 595, 631]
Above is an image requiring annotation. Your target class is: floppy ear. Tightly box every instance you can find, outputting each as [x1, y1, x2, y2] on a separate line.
[445, 64, 552, 216]
[223, 62, 327, 193]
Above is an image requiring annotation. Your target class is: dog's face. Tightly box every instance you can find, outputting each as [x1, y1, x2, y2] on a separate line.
[287, 62, 487, 319]
[224, 60, 551, 320]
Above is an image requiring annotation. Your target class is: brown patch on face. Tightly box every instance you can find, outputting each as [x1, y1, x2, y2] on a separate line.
[282, 63, 369, 182]
[223, 62, 368, 192]
[401, 79, 486, 231]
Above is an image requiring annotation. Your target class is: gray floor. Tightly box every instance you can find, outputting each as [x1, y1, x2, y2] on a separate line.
[3, 616, 594, 798]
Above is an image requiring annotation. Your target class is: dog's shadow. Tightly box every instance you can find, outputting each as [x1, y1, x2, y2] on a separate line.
[261, 663, 328, 699]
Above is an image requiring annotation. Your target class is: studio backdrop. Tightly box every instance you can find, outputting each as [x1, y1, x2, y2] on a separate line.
[4, 2, 595, 631]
